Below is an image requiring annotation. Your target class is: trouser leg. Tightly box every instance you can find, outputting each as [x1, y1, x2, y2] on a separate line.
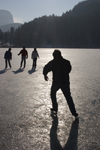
[32, 59, 34, 68]
[8, 59, 11, 68]
[23, 58, 26, 68]
[50, 83, 59, 111]
[33, 58, 37, 68]
[35, 58, 37, 68]
[20, 58, 23, 68]
[61, 84, 77, 116]
[5, 59, 7, 68]
[33, 59, 35, 68]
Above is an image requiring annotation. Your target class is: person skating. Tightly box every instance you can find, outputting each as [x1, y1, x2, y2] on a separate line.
[31, 48, 39, 69]
[43, 49, 78, 118]
[4, 48, 12, 69]
[18, 47, 28, 68]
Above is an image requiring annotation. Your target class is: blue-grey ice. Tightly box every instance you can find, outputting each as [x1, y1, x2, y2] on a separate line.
[0, 48, 100, 150]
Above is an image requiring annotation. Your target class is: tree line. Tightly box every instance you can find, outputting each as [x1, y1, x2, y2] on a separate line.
[0, 0, 100, 48]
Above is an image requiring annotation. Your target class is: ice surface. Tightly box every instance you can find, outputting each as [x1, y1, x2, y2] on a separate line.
[0, 48, 100, 149]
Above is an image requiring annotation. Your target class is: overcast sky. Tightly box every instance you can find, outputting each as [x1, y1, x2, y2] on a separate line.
[0, 0, 84, 24]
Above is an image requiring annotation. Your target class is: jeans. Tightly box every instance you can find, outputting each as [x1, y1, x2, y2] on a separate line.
[50, 82, 77, 116]
[5, 59, 11, 68]
[20, 56, 26, 68]
[32, 58, 37, 68]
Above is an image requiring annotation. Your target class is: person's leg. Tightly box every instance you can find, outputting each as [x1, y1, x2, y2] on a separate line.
[5, 59, 7, 69]
[33, 58, 35, 68]
[23, 57, 26, 68]
[33, 58, 37, 68]
[8, 59, 11, 68]
[20, 57, 23, 68]
[34, 58, 37, 68]
[61, 84, 78, 117]
[32, 59, 34, 68]
[50, 83, 60, 112]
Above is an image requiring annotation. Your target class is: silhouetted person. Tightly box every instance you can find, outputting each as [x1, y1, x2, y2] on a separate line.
[43, 49, 78, 118]
[4, 48, 12, 69]
[18, 47, 28, 68]
[31, 48, 39, 69]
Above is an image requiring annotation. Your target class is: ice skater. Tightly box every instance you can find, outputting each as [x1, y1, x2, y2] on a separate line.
[18, 47, 28, 68]
[31, 48, 39, 69]
[43, 49, 78, 118]
[4, 48, 12, 69]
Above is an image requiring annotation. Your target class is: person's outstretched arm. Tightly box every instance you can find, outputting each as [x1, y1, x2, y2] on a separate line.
[18, 50, 22, 56]
[43, 61, 53, 81]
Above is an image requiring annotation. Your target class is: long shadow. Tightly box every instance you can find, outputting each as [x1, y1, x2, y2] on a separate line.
[0, 69, 7, 74]
[50, 115, 79, 150]
[12, 68, 24, 74]
[28, 68, 36, 74]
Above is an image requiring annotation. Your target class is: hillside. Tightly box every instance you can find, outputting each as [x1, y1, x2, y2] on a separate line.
[0, 23, 22, 32]
[0, 10, 22, 32]
[0, 0, 100, 48]
[0, 10, 14, 26]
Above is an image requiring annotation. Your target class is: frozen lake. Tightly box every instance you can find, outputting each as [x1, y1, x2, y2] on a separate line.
[0, 48, 100, 150]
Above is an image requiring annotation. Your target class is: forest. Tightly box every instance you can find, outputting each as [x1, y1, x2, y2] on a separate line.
[0, 0, 100, 48]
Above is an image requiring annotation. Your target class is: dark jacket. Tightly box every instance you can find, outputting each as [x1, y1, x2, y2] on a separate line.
[18, 49, 28, 57]
[43, 57, 72, 83]
[4, 50, 12, 59]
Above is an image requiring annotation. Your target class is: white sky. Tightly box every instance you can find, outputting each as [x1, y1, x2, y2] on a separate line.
[0, 0, 84, 24]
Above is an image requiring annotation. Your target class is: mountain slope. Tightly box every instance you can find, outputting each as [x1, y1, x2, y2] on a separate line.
[0, 0, 100, 48]
[0, 10, 14, 26]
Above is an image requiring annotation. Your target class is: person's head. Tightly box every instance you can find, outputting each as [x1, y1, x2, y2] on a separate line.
[23, 47, 25, 50]
[34, 48, 36, 51]
[53, 49, 62, 59]
[9, 48, 11, 51]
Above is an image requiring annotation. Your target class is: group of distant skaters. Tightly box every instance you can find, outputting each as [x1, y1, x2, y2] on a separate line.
[4, 47, 78, 119]
[4, 47, 39, 69]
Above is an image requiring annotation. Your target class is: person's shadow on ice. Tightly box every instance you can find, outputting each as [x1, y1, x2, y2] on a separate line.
[12, 68, 24, 74]
[28, 68, 36, 74]
[0, 69, 7, 74]
[50, 115, 79, 150]
[0, 68, 11, 74]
